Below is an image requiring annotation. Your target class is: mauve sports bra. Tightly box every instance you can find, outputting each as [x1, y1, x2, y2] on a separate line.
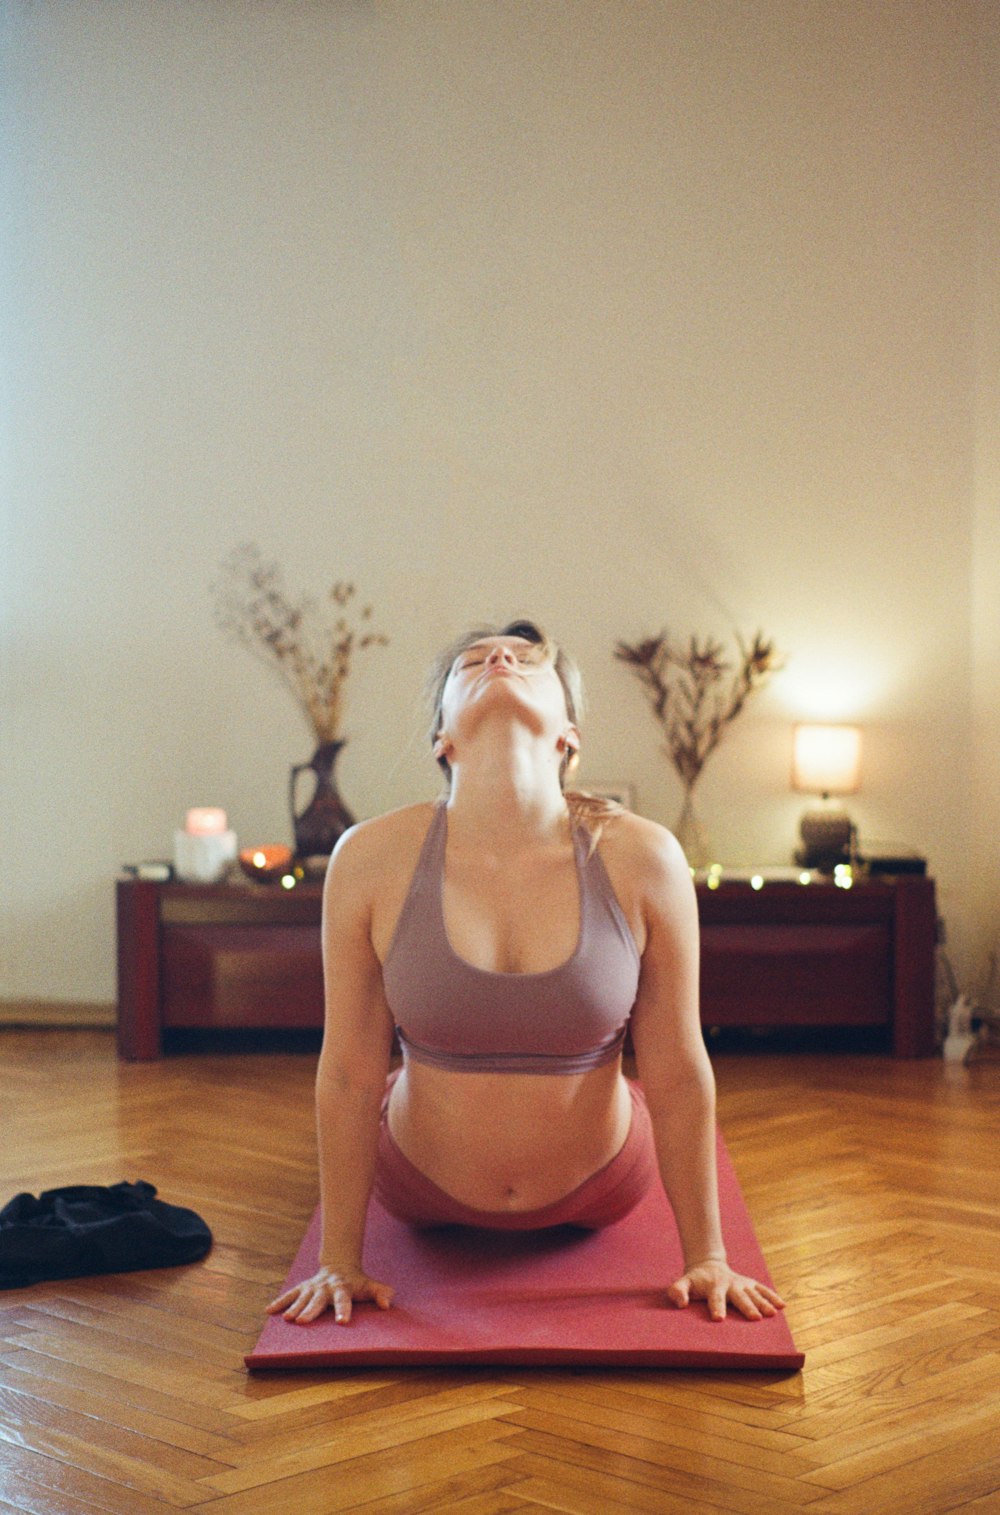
[382, 804, 641, 1075]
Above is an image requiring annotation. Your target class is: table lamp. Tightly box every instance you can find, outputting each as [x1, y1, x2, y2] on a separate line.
[791, 724, 862, 871]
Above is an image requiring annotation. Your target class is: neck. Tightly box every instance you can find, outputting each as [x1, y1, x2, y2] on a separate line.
[444, 732, 570, 848]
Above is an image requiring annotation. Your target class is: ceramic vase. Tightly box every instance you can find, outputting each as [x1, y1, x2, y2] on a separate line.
[289, 740, 355, 857]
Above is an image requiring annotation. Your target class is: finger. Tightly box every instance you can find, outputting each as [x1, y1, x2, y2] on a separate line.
[354, 1277, 388, 1305]
[731, 1287, 762, 1321]
[285, 1288, 323, 1323]
[301, 1291, 338, 1324]
[372, 1283, 394, 1310]
[333, 1285, 353, 1325]
[280, 1289, 310, 1321]
[266, 1288, 297, 1315]
[666, 1276, 691, 1309]
[708, 1288, 728, 1322]
[739, 1275, 785, 1308]
[740, 1279, 782, 1317]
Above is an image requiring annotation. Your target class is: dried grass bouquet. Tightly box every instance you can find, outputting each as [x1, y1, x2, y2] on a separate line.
[614, 629, 783, 793]
[212, 543, 388, 744]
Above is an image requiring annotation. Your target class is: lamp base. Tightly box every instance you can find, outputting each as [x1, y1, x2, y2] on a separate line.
[796, 807, 853, 874]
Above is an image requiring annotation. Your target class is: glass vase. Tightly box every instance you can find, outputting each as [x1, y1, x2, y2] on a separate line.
[674, 785, 712, 870]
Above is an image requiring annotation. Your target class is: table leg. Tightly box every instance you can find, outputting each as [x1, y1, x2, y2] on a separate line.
[116, 880, 163, 1060]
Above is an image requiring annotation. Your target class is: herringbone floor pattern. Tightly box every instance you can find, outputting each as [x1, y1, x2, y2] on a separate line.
[1, 1030, 998, 1514]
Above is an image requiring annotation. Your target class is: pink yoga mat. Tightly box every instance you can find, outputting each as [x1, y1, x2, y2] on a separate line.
[247, 1134, 803, 1371]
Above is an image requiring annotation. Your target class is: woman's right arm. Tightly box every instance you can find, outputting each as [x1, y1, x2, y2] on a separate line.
[266, 823, 397, 1325]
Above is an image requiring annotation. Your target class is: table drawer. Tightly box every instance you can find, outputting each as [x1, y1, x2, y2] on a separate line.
[700, 924, 892, 1027]
[161, 925, 324, 1029]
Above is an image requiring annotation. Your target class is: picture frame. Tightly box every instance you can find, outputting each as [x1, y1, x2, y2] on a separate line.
[577, 779, 637, 811]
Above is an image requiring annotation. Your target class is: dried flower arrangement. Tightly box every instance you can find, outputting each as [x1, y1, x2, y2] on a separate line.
[614, 630, 783, 863]
[212, 543, 388, 744]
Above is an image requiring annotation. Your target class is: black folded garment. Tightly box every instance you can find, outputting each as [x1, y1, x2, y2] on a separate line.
[0, 1181, 212, 1288]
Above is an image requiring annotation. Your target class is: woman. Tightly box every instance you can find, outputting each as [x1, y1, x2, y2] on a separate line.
[268, 620, 784, 1327]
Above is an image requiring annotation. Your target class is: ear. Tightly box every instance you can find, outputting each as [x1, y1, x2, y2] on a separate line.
[433, 732, 452, 761]
[559, 727, 581, 764]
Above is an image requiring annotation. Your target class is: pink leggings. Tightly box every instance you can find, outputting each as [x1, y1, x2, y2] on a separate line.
[374, 1072, 659, 1231]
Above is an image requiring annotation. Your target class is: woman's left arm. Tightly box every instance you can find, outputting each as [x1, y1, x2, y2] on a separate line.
[625, 821, 785, 1323]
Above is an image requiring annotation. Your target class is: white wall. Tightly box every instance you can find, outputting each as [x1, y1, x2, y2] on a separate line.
[1, 0, 991, 1005]
[971, 0, 1000, 995]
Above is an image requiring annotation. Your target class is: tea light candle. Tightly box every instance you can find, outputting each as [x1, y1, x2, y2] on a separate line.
[185, 807, 228, 836]
[238, 845, 293, 883]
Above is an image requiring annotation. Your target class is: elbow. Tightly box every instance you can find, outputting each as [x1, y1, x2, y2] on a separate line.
[315, 1043, 390, 1106]
[315, 1052, 351, 1098]
[635, 1039, 716, 1106]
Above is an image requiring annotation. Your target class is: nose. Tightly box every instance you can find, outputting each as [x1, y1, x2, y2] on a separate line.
[486, 644, 516, 667]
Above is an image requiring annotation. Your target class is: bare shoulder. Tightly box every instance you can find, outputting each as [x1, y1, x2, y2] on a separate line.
[328, 801, 437, 886]
[326, 802, 438, 961]
[595, 811, 696, 935]
[597, 810, 690, 887]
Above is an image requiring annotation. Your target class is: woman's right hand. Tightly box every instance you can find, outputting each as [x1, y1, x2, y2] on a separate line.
[266, 1265, 395, 1325]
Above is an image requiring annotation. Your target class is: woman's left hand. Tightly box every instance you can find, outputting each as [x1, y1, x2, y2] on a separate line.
[667, 1259, 786, 1322]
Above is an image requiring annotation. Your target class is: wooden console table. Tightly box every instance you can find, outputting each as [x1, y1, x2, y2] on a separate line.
[696, 874, 936, 1058]
[116, 873, 937, 1060]
[116, 878, 325, 1061]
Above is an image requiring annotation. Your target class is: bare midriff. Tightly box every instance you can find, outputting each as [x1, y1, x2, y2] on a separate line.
[386, 1056, 633, 1211]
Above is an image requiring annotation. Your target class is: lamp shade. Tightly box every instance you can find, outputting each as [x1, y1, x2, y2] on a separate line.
[792, 724, 862, 796]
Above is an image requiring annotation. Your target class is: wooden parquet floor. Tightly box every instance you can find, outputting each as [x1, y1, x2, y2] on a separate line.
[1, 1030, 999, 1515]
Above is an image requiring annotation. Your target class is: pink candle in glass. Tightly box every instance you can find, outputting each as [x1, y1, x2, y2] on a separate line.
[185, 807, 228, 836]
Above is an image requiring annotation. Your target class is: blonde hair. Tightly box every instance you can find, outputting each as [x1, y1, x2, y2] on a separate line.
[426, 619, 623, 846]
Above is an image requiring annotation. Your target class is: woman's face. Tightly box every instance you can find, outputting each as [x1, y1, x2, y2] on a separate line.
[439, 635, 574, 753]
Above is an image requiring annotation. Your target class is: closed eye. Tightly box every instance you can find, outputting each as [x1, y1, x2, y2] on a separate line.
[456, 643, 545, 671]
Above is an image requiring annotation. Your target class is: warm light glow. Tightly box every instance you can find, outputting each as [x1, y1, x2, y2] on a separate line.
[238, 845, 293, 883]
[280, 873, 297, 890]
[185, 807, 228, 836]
[791, 725, 862, 796]
[750, 874, 764, 891]
[772, 656, 885, 722]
